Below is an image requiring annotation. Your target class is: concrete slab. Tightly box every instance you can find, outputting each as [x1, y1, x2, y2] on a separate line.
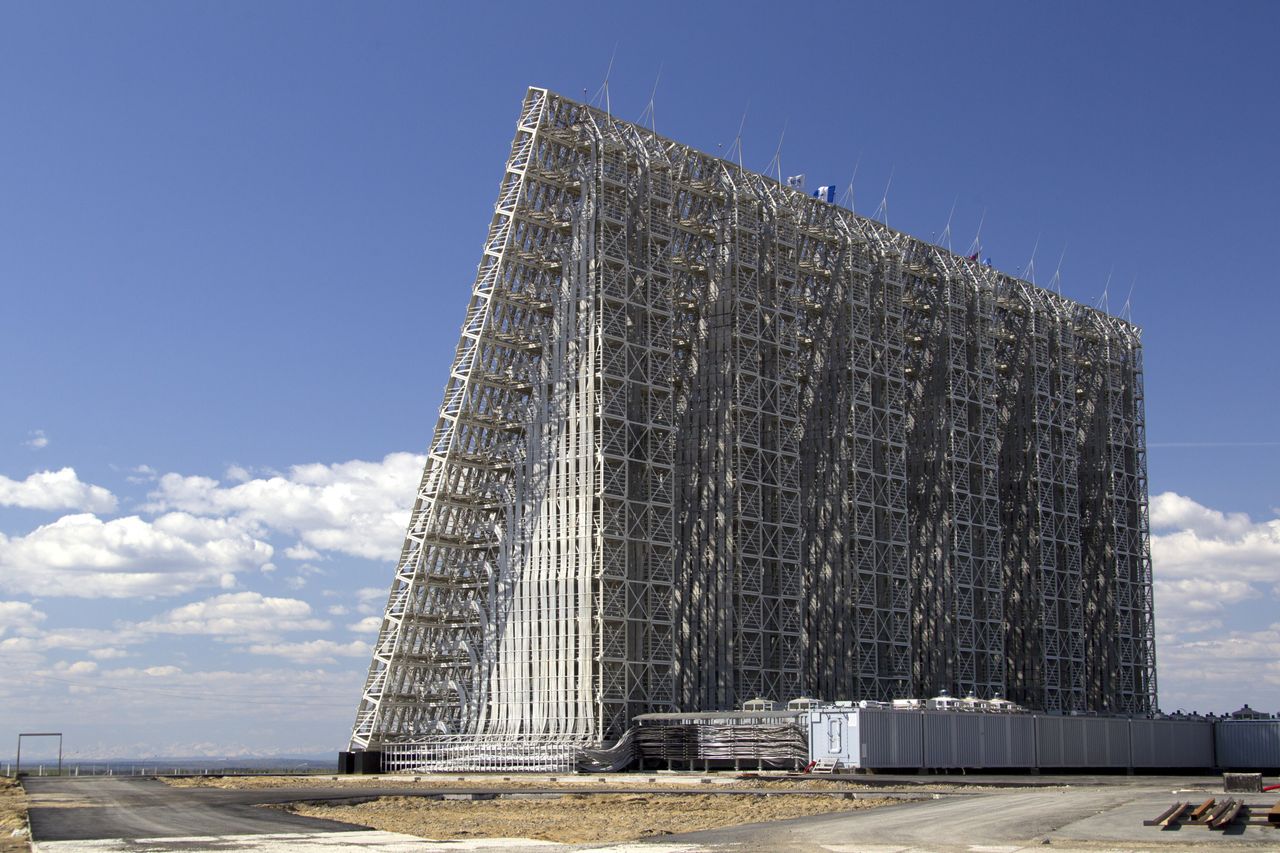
[25, 773, 1280, 852]
[659, 785, 1280, 852]
[24, 777, 363, 841]
[32, 831, 559, 852]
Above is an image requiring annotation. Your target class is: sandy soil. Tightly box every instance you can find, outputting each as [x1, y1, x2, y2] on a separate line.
[0, 777, 29, 852]
[277, 792, 890, 843]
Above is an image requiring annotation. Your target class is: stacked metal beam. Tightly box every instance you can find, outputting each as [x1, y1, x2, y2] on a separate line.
[350, 88, 1156, 763]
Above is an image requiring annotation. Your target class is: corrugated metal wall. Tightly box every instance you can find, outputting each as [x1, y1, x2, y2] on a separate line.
[858, 708, 923, 768]
[1129, 718, 1213, 768]
[1035, 715, 1129, 767]
[812, 711, 1223, 770]
[922, 711, 1037, 768]
[1216, 720, 1280, 769]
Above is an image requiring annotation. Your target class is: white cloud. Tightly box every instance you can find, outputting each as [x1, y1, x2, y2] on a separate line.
[225, 465, 253, 483]
[247, 638, 370, 665]
[1158, 622, 1280, 714]
[282, 563, 326, 591]
[59, 660, 98, 675]
[284, 544, 322, 561]
[145, 452, 422, 561]
[142, 665, 181, 677]
[0, 468, 117, 513]
[1151, 492, 1280, 713]
[0, 512, 273, 598]
[89, 647, 130, 661]
[1157, 578, 1255, 616]
[0, 601, 46, 637]
[24, 429, 49, 449]
[1151, 491, 1280, 635]
[355, 587, 387, 615]
[1151, 492, 1255, 538]
[126, 464, 157, 485]
[348, 616, 382, 634]
[17, 626, 142, 652]
[138, 592, 329, 639]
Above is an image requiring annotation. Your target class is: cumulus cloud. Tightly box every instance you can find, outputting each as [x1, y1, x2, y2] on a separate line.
[146, 452, 422, 561]
[355, 587, 387, 615]
[1150, 492, 1280, 635]
[247, 638, 370, 665]
[347, 616, 382, 634]
[283, 544, 322, 561]
[225, 465, 254, 483]
[1, 626, 142, 653]
[0, 468, 117, 513]
[141, 665, 182, 677]
[1158, 622, 1280, 714]
[0, 512, 273, 598]
[24, 430, 49, 449]
[1151, 492, 1257, 539]
[58, 660, 98, 675]
[125, 464, 157, 485]
[0, 601, 46, 637]
[1150, 492, 1280, 712]
[138, 592, 329, 639]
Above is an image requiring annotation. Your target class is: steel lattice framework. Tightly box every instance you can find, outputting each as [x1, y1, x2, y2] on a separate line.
[350, 88, 1156, 756]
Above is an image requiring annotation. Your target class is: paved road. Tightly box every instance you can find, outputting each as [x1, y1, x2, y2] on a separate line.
[24, 776, 369, 841]
[21, 777, 692, 852]
[665, 783, 1280, 851]
[23, 774, 1280, 852]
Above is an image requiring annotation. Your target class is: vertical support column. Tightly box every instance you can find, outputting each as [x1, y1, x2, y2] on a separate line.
[1130, 343, 1158, 712]
[1049, 303, 1086, 712]
[594, 133, 631, 739]
[671, 151, 730, 713]
[770, 191, 806, 704]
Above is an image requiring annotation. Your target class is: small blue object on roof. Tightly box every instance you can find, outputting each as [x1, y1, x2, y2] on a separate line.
[812, 185, 835, 203]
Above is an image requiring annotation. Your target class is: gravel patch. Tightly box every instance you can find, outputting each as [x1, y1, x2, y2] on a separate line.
[0, 777, 29, 852]
[275, 792, 892, 843]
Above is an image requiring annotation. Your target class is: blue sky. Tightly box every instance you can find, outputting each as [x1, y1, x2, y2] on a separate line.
[2, 1, 1278, 758]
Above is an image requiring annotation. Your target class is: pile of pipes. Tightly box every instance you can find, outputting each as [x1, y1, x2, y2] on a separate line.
[576, 728, 638, 772]
[633, 722, 807, 770]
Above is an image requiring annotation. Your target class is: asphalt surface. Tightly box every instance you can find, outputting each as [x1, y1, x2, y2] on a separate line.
[24, 776, 367, 841]
[23, 774, 939, 844]
[665, 783, 1280, 851]
[22, 773, 1280, 852]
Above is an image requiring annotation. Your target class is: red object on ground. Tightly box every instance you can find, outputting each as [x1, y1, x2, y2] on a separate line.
[1262, 783, 1280, 792]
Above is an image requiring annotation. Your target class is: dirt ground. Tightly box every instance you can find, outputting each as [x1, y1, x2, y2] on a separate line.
[163, 773, 1022, 795]
[0, 777, 29, 852]
[278, 792, 890, 843]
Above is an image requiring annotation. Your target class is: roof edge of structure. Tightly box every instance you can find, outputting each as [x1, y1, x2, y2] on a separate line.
[525, 85, 1142, 341]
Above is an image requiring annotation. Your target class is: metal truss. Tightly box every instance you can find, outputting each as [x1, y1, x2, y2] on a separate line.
[351, 88, 1156, 758]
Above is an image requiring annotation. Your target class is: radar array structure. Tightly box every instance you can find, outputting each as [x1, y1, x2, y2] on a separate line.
[350, 87, 1156, 770]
